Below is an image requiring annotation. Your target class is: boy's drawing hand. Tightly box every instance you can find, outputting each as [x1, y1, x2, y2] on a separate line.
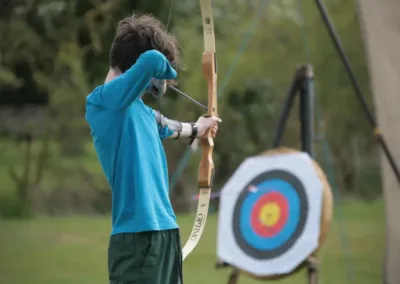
[148, 78, 167, 97]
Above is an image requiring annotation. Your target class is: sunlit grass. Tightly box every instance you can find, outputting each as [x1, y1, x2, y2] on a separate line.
[0, 199, 384, 284]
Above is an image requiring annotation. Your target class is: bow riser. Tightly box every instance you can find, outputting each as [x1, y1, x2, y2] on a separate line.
[199, 137, 215, 187]
[199, 51, 217, 188]
[202, 52, 218, 115]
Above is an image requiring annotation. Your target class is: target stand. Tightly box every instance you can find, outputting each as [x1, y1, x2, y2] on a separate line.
[216, 65, 333, 284]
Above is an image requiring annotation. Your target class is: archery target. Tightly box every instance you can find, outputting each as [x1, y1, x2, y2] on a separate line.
[233, 170, 308, 260]
[217, 148, 332, 277]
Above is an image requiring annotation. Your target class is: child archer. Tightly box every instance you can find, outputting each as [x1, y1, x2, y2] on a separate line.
[85, 14, 221, 284]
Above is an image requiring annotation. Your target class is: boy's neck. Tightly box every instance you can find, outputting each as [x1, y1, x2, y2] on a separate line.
[105, 68, 122, 83]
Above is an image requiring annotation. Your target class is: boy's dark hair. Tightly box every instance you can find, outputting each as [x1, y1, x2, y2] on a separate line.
[110, 14, 180, 74]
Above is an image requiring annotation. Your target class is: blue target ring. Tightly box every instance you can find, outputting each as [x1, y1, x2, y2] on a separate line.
[233, 170, 308, 260]
[240, 179, 301, 250]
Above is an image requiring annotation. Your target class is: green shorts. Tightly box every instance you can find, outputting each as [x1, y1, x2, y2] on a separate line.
[108, 229, 183, 284]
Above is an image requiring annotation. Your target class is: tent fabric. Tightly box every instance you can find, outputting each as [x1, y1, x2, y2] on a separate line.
[357, 1, 400, 283]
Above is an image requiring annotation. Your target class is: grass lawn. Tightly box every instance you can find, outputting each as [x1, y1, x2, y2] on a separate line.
[0, 199, 384, 284]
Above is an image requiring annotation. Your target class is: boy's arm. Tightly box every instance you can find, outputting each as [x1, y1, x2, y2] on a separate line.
[153, 110, 196, 140]
[96, 50, 176, 110]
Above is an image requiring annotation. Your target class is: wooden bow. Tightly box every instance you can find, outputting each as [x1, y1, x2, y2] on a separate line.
[182, 0, 217, 261]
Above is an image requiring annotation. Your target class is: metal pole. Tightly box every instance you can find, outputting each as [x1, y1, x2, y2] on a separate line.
[272, 69, 302, 148]
[299, 64, 315, 157]
[314, 0, 400, 186]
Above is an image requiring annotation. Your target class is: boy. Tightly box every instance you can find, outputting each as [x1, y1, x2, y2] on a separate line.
[85, 14, 221, 284]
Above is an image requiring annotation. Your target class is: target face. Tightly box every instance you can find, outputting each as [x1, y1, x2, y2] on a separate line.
[233, 170, 308, 259]
[217, 151, 324, 277]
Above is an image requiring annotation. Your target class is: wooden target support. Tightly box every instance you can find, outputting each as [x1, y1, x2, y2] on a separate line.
[216, 65, 333, 284]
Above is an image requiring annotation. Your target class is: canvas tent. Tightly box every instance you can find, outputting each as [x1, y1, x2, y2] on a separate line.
[357, 1, 400, 283]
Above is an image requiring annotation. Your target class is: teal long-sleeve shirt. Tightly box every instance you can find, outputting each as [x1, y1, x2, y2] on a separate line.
[85, 50, 178, 235]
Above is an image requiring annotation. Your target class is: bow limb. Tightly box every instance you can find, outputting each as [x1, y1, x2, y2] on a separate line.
[182, 0, 217, 261]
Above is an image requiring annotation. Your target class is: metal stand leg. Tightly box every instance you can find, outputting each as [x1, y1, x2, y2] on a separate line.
[221, 257, 318, 284]
[227, 268, 241, 284]
[307, 256, 319, 284]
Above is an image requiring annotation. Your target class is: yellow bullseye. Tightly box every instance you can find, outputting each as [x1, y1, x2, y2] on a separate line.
[259, 202, 281, 227]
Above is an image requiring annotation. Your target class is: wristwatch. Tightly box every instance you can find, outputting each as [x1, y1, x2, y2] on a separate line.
[188, 123, 198, 145]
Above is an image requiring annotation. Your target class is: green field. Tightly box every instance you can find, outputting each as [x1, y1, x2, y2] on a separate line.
[0, 200, 384, 284]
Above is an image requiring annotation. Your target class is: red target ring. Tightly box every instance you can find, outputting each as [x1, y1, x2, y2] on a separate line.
[250, 191, 289, 237]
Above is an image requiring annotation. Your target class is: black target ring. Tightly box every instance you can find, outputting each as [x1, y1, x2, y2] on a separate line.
[232, 170, 308, 260]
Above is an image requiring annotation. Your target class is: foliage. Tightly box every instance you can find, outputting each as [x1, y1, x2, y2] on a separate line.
[0, 0, 382, 216]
